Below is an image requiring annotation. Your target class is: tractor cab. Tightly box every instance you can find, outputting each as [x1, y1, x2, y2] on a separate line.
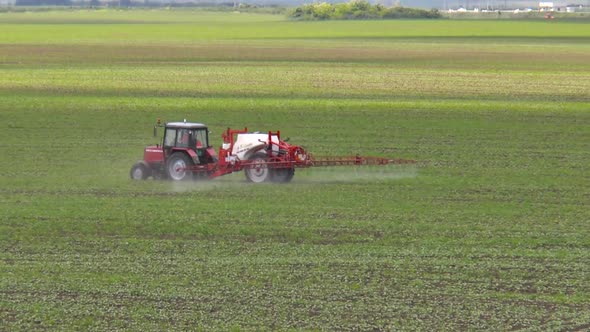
[130, 120, 218, 181]
[162, 122, 210, 159]
[155, 121, 218, 181]
[162, 122, 216, 164]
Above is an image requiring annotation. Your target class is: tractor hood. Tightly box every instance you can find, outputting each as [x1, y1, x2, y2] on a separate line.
[144, 145, 164, 163]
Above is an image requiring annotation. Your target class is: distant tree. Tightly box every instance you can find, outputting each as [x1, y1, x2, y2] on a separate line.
[312, 2, 333, 19]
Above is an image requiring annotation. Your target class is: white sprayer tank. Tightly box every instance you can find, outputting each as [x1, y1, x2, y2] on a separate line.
[231, 133, 279, 160]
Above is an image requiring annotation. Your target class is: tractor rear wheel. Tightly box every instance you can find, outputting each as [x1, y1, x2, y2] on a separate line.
[166, 152, 194, 181]
[271, 168, 295, 183]
[245, 152, 271, 183]
[130, 161, 151, 180]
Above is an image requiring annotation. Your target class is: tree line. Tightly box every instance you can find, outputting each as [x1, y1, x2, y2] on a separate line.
[289, 1, 441, 20]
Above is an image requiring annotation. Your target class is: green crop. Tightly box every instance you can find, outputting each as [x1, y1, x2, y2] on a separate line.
[0, 9, 589, 331]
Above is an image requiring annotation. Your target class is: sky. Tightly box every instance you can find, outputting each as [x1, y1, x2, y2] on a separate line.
[0, 0, 587, 10]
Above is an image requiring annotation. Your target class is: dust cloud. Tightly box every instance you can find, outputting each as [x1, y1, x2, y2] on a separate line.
[162, 165, 416, 192]
[296, 165, 417, 184]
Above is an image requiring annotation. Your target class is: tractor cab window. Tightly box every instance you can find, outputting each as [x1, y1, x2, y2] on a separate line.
[164, 129, 177, 147]
[176, 129, 192, 148]
[192, 129, 208, 148]
[164, 127, 208, 149]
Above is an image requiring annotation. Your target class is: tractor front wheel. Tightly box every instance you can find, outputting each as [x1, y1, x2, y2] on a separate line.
[130, 161, 151, 180]
[245, 152, 271, 183]
[166, 152, 194, 181]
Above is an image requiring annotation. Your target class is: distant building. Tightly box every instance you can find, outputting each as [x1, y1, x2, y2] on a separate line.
[539, 1, 554, 10]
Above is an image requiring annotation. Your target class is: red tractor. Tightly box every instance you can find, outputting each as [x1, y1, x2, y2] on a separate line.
[130, 119, 414, 183]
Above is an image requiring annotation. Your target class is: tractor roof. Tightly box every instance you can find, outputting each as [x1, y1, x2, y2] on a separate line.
[165, 122, 207, 129]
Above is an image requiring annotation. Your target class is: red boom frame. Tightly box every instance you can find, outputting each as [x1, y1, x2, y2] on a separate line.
[205, 127, 414, 179]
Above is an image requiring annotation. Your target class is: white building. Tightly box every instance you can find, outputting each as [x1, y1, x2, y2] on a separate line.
[539, 1, 554, 10]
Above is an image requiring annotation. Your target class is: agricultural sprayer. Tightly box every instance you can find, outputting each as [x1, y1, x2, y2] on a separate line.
[130, 119, 415, 183]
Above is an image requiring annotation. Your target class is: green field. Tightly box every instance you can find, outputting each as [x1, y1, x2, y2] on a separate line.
[1, 9, 589, 330]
